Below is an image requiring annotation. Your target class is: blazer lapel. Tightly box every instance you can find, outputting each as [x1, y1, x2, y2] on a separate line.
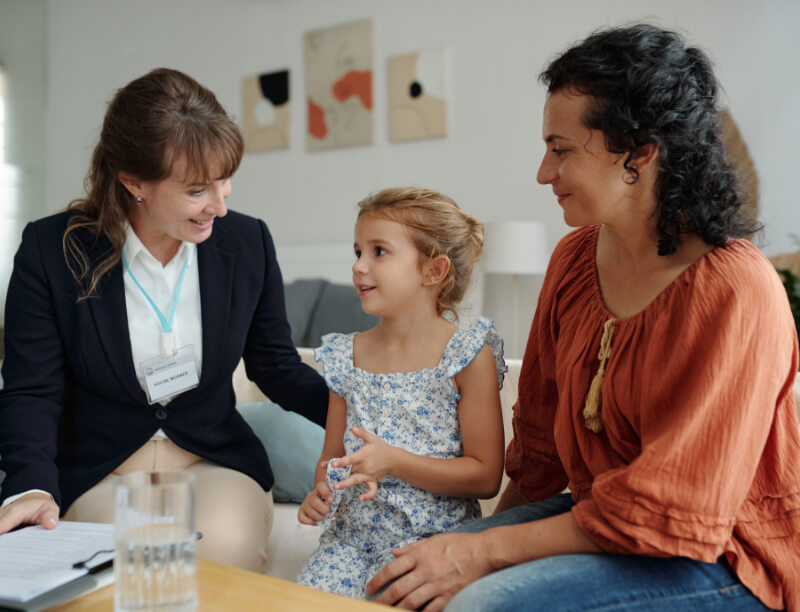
[196, 223, 235, 386]
[87, 264, 147, 402]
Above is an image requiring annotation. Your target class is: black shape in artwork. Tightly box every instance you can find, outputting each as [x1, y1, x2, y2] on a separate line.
[259, 71, 289, 106]
[409, 81, 423, 99]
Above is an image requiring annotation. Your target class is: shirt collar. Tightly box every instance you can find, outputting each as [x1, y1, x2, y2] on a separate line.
[123, 224, 196, 268]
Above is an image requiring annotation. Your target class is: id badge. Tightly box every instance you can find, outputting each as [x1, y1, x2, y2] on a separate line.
[141, 345, 199, 404]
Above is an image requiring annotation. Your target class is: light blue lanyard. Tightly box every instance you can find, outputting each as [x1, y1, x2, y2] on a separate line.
[121, 250, 190, 334]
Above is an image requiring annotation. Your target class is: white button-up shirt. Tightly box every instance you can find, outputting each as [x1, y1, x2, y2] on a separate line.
[122, 224, 203, 401]
[123, 224, 203, 438]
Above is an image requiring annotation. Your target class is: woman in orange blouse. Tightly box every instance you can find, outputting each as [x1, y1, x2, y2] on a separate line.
[367, 24, 800, 612]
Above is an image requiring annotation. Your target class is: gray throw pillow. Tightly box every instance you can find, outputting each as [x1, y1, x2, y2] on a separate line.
[305, 282, 378, 348]
[282, 279, 327, 347]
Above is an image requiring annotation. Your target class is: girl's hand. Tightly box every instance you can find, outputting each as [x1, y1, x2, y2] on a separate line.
[297, 477, 334, 525]
[0, 492, 60, 535]
[330, 427, 399, 501]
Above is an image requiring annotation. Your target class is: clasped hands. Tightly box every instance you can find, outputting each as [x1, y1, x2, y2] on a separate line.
[298, 426, 399, 525]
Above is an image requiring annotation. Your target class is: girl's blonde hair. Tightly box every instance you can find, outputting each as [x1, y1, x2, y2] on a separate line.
[357, 187, 484, 319]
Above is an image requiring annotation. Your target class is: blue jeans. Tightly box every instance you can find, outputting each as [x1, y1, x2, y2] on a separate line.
[445, 493, 772, 612]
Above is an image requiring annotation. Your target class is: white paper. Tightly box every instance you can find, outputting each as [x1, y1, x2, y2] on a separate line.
[0, 521, 113, 603]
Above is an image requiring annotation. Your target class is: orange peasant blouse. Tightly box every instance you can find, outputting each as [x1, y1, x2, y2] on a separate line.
[506, 225, 800, 611]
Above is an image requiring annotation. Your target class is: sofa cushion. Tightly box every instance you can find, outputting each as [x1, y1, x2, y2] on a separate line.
[304, 281, 378, 348]
[238, 400, 324, 503]
[283, 279, 327, 347]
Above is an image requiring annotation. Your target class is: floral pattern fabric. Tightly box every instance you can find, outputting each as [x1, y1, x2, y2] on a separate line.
[295, 317, 506, 597]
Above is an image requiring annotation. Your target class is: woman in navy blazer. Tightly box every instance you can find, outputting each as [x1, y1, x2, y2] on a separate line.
[0, 68, 327, 571]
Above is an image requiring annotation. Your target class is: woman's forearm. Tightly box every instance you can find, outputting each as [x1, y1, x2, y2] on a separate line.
[485, 510, 603, 571]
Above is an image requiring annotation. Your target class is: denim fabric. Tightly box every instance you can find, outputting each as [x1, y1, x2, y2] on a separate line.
[455, 492, 576, 532]
[445, 494, 771, 612]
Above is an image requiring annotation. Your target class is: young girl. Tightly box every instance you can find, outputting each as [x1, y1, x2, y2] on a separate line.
[295, 187, 507, 598]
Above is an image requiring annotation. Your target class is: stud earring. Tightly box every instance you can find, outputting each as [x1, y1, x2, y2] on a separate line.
[136, 196, 142, 205]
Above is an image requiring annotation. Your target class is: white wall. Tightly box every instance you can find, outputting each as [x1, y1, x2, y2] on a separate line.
[28, 0, 800, 355]
[0, 0, 46, 322]
[1, 0, 46, 171]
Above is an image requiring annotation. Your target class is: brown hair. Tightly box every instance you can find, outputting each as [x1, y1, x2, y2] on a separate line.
[357, 187, 484, 319]
[63, 68, 244, 300]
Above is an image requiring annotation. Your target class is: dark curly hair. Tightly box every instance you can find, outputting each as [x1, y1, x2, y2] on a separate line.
[540, 24, 759, 255]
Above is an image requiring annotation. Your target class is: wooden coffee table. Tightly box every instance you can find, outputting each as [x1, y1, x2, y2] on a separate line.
[49, 558, 388, 611]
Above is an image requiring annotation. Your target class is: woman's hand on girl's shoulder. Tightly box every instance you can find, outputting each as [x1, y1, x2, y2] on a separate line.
[0, 492, 60, 534]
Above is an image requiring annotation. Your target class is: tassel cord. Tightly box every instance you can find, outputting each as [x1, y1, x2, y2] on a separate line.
[583, 318, 616, 432]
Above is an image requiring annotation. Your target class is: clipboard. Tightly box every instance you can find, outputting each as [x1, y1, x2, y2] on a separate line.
[0, 522, 114, 611]
[0, 568, 114, 612]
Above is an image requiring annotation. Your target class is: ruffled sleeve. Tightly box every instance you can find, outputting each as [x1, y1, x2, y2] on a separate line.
[442, 316, 507, 389]
[572, 244, 800, 566]
[313, 333, 354, 397]
[506, 227, 597, 502]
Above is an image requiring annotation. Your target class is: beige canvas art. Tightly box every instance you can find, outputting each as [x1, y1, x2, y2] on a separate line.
[389, 49, 450, 142]
[304, 19, 373, 151]
[242, 70, 290, 152]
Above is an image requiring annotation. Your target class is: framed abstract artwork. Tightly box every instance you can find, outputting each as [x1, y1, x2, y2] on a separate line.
[242, 69, 290, 152]
[388, 48, 450, 142]
[304, 19, 373, 151]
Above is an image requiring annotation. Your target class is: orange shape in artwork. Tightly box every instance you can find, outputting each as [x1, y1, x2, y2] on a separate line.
[308, 97, 328, 139]
[332, 70, 373, 110]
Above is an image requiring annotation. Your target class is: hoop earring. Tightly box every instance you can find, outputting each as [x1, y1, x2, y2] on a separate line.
[623, 165, 639, 186]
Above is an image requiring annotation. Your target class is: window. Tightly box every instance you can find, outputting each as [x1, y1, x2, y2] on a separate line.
[0, 66, 5, 164]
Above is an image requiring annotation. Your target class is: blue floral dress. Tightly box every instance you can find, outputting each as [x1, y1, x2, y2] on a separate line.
[295, 317, 506, 597]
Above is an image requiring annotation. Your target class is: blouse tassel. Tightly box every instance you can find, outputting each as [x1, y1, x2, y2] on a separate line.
[583, 318, 616, 433]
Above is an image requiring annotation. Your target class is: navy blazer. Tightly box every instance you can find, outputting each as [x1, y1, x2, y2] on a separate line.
[0, 210, 328, 511]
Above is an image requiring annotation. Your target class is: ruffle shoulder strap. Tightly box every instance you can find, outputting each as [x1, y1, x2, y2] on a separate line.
[313, 332, 354, 397]
[442, 316, 507, 389]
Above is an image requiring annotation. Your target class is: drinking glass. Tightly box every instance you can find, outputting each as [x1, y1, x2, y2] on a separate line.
[114, 470, 197, 612]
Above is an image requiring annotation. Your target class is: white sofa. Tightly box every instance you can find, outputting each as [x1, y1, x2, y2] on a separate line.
[232, 348, 522, 580]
